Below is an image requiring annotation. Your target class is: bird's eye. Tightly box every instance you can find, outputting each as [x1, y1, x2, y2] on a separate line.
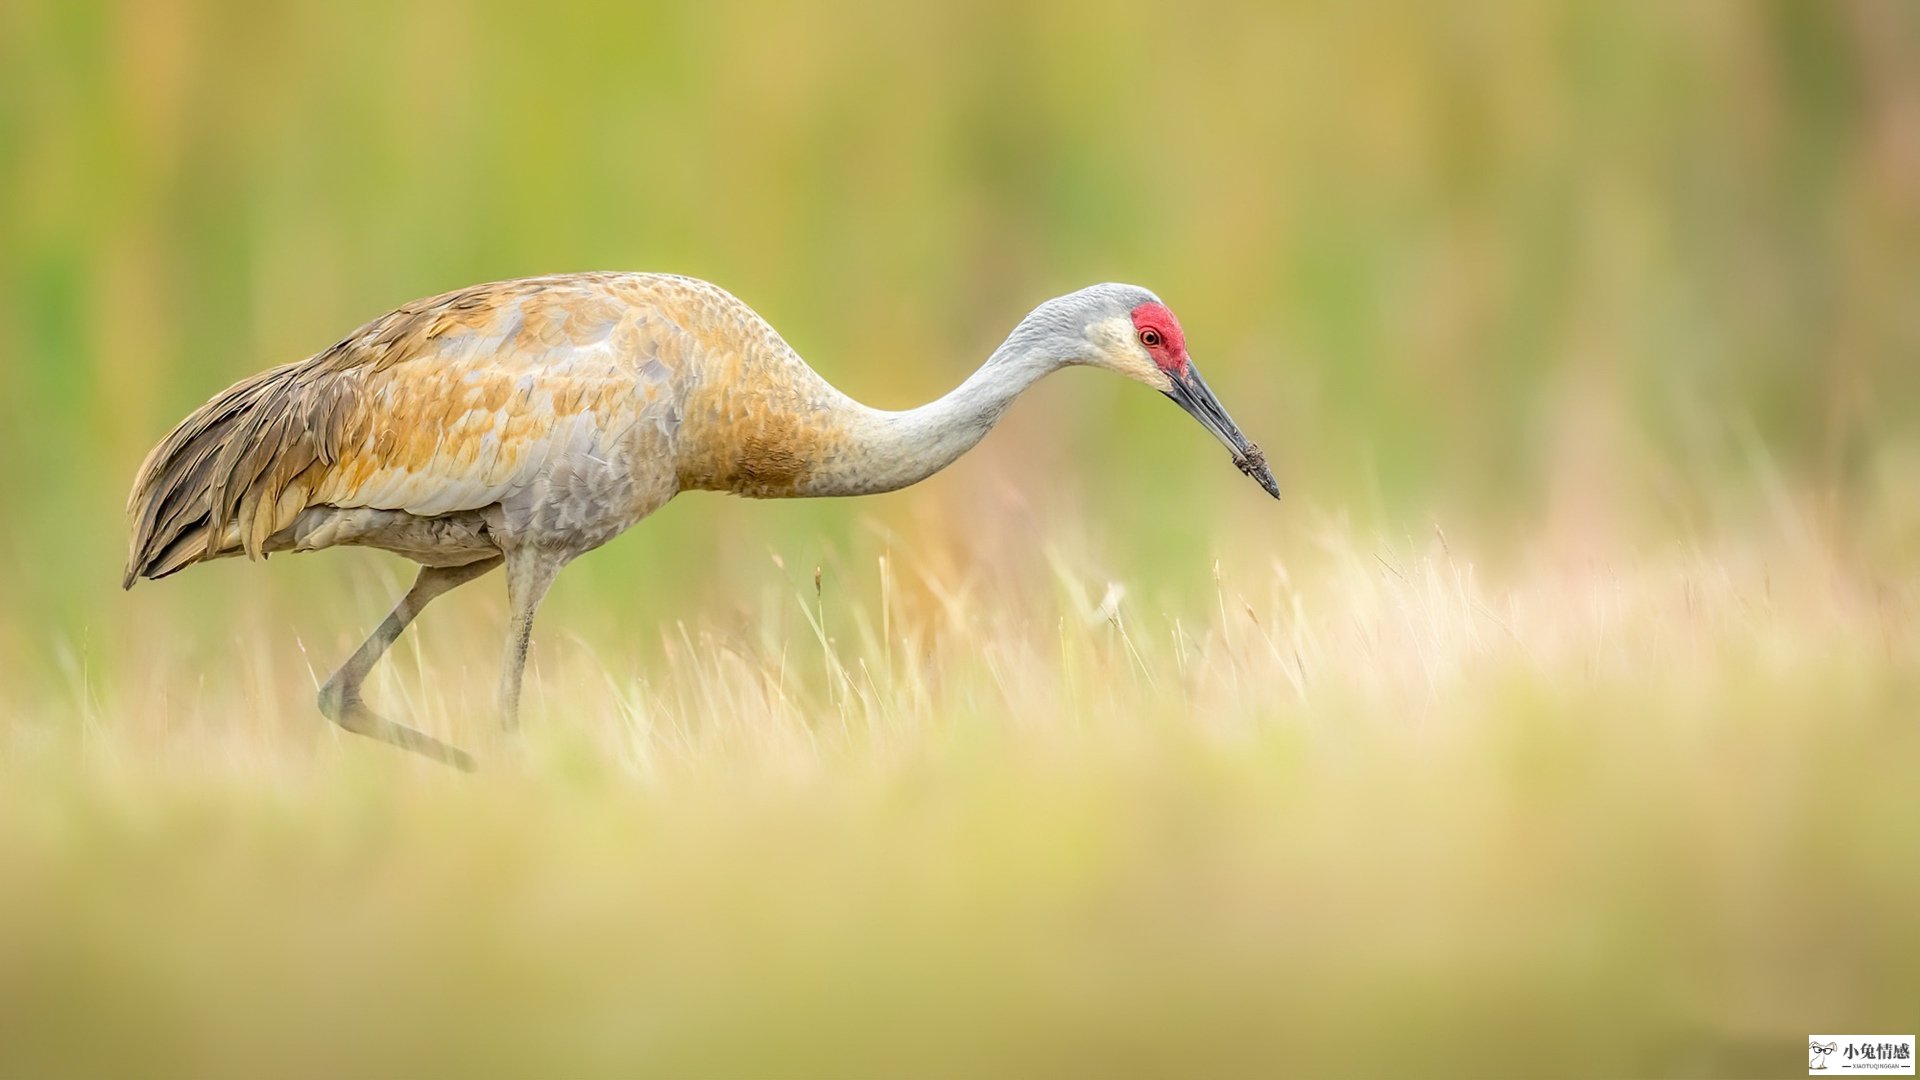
[1139, 329, 1162, 347]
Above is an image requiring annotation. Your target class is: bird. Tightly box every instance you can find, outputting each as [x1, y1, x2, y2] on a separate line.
[124, 272, 1279, 769]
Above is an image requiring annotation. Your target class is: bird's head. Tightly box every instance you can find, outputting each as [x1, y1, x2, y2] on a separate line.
[1008, 283, 1281, 500]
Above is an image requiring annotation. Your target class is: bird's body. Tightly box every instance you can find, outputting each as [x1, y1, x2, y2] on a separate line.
[133, 273, 889, 583]
[126, 272, 1276, 768]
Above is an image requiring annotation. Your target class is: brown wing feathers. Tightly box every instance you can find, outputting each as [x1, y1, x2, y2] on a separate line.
[123, 359, 348, 587]
[122, 280, 541, 587]
[123, 275, 636, 588]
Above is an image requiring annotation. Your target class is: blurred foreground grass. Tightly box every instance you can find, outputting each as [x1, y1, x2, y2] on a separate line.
[3, 486, 1916, 1078]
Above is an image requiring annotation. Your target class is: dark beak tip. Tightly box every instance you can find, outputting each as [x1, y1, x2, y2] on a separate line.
[1165, 361, 1279, 501]
[1234, 459, 1281, 501]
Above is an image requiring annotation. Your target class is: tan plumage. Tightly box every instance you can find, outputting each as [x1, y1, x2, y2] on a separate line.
[132, 274, 698, 584]
[126, 271, 1274, 768]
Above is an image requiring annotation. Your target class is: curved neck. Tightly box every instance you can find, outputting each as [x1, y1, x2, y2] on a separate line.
[800, 343, 1063, 497]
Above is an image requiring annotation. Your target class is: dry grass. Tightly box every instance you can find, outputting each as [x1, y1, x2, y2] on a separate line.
[2, 491, 1917, 1079]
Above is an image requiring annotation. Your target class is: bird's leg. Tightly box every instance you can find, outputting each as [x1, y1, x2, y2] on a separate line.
[497, 546, 568, 732]
[317, 557, 502, 771]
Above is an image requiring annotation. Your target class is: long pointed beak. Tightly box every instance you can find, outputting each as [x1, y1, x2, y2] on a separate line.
[1163, 361, 1281, 500]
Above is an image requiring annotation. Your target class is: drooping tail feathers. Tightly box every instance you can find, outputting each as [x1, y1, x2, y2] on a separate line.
[123, 359, 357, 588]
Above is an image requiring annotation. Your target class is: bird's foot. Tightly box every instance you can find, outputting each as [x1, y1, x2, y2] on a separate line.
[319, 686, 477, 772]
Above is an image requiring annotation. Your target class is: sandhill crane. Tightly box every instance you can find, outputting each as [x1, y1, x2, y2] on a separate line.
[125, 273, 1278, 768]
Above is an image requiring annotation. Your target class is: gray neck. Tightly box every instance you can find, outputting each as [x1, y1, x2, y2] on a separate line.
[802, 342, 1063, 497]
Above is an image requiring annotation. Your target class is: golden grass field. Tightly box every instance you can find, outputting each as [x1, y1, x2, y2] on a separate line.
[3, 465, 1915, 1077]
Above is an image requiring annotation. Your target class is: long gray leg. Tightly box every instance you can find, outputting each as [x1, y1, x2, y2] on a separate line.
[317, 557, 502, 771]
[498, 546, 569, 731]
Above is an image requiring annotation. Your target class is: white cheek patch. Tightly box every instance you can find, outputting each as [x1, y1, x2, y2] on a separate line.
[1087, 317, 1173, 391]
[1087, 316, 1134, 354]
[1131, 361, 1176, 393]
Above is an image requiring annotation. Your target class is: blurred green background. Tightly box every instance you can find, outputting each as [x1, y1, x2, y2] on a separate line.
[3, 5, 1919, 1075]
[4, 0, 1919, 662]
